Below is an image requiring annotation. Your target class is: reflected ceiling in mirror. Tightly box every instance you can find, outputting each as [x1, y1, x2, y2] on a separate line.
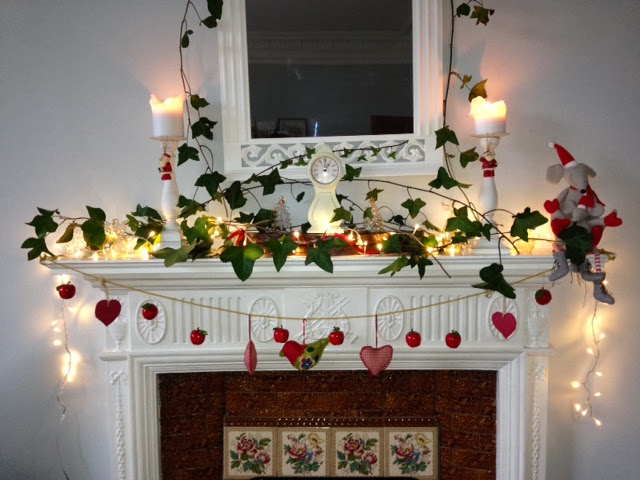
[246, 0, 413, 139]
[217, 0, 443, 179]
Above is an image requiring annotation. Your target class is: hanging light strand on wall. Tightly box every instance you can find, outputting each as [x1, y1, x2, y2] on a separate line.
[572, 303, 605, 426]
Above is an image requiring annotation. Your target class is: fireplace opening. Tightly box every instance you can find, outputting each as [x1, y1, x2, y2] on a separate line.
[159, 370, 496, 480]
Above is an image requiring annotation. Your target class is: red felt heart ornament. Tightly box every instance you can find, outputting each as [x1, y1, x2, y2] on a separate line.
[95, 299, 122, 327]
[551, 218, 571, 237]
[360, 345, 393, 376]
[492, 312, 517, 339]
[244, 340, 257, 376]
[544, 199, 560, 214]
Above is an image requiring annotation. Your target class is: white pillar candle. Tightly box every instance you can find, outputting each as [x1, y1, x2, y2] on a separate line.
[469, 97, 507, 135]
[149, 94, 185, 138]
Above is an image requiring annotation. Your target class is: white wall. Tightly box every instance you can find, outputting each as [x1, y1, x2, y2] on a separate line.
[1, 1, 639, 478]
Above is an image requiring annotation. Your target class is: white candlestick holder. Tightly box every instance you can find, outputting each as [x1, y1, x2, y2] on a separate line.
[153, 136, 185, 250]
[472, 133, 510, 256]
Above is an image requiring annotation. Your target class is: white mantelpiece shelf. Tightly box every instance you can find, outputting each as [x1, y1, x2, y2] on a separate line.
[46, 254, 554, 480]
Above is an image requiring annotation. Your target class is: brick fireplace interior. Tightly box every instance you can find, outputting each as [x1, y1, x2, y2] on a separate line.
[159, 370, 496, 480]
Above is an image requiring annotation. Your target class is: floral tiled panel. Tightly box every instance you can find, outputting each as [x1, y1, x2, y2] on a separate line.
[280, 428, 330, 476]
[224, 427, 276, 479]
[333, 428, 384, 477]
[387, 428, 438, 479]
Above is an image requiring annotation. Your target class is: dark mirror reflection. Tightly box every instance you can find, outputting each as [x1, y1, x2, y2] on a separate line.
[246, 0, 413, 139]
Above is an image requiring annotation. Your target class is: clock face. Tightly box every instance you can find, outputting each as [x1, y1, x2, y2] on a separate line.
[310, 155, 341, 185]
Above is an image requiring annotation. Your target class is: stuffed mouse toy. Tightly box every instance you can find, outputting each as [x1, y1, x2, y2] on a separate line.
[544, 142, 622, 304]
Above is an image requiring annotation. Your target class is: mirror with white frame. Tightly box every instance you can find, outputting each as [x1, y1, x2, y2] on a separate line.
[217, 0, 443, 179]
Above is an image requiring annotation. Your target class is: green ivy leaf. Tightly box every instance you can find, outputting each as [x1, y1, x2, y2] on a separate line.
[86, 205, 106, 222]
[305, 244, 333, 273]
[280, 159, 293, 169]
[220, 244, 265, 281]
[401, 198, 426, 219]
[153, 241, 197, 267]
[177, 143, 200, 166]
[181, 29, 193, 48]
[342, 164, 362, 181]
[365, 188, 384, 202]
[195, 171, 227, 198]
[56, 222, 78, 244]
[131, 204, 163, 221]
[305, 146, 316, 158]
[201, 15, 218, 28]
[379, 255, 410, 277]
[206, 0, 223, 20]
[21, 237, 56, 260]
[381, 234, 403, 254]
[190, 94, 210, 110]
[296, 192, 305, 202]
[470, 6, 495, 25]
[468, 79, 488, 102]
[559, 224, 593, 266]
[177, 195, 206, 218]
[256, 168, 283, 195]
[265, 236, 298, 272]
[435, 126, 459, 149]
[422, 218, 441, 232]
[191, 116, 217, 140]
[27, 208, 59, 238]
[456, 3, 471, 16]
[253, 208, 274, 230]
[81, 218, 106, 250]
[330, 206, 352, 224]
[472, 263, 516, 299]
[460, 147, 479, 168]
[300, 222, 311, 233]
[224, 181, 247, 210]
[510, 208, 548, 242]
[408, 255, 433, 280]
[363, 207, 373, 220]
[391, 214, 405, 227]
[429, 167, 471, 190]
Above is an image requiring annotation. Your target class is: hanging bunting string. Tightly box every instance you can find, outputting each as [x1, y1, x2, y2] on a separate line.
[42, 257, 553, 322]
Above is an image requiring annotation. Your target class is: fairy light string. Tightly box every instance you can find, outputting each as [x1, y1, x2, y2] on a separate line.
[573, 302, 605, 426]
[42, 257, 553, 321]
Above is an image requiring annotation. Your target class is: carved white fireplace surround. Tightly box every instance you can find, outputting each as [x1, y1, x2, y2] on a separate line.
[49, 254, 553, 480]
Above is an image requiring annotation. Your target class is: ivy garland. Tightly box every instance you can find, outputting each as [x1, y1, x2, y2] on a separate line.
[22, 0, 594, 299]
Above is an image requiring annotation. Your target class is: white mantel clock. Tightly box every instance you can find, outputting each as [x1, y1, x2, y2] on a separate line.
[307, 146, 345, 233]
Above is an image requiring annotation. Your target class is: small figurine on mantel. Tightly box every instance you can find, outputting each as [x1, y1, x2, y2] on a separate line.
[273, 197, 292, 232]
[544, 142, 622, 304]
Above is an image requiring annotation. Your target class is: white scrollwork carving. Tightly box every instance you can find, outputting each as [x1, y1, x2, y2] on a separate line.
[135, 300, 166, 345]
[486, 296, 518, 341]
[109, 369, 127, 480]
[249, 297, 279, 343]
[527, 293, 550, 348]
[531, 363, 547, 480]
[241, 139, 426, 167]
[300, 291, 356, 343]
[375, 296, 405, 341]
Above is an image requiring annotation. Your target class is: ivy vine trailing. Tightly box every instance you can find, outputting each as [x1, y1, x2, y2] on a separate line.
[22, 0, 563, 300]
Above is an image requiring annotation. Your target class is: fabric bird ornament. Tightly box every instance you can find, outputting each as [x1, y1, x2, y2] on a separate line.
[279, 337, 330, 371]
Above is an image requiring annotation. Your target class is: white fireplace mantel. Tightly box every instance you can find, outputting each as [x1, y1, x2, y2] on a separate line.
[47, 254, 554, 480]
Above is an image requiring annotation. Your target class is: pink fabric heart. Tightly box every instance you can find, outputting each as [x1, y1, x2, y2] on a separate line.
[492, 312, 517, 339]
[95, 299, 121, 327]
[360, 345, 393, 376]
[244, 340, 257, 376]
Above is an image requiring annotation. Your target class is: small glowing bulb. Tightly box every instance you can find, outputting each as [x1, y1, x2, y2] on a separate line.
[587, 347, 594, 356]
[363, 241, 368, 252]
[413, 224, 419, 233]
[602, 280, 608, 286]
[92, 252, 99, 261]
[217, 217, 223, 223]
[595, 371, 603, 377]
[293, 231, 300, 240]
[571, 381, 581, 389]
[141, 249, 150, 261]
[426, 247, 434, 253]
[60, 274, 70, 284]
[347, 233, 355, 242]
[51, 320, 59, 326]
[599, 333, 606, 340]
[594, 418, 602, 426]
[594, 392, 602, 397]
[53, 340, 62, 346]
[53, 327, 62, 333]
[581, 409, 588, 416]
[377, 243, 383, 253]
[574, 403, 582, 412]
[448, 245, 456, 256]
